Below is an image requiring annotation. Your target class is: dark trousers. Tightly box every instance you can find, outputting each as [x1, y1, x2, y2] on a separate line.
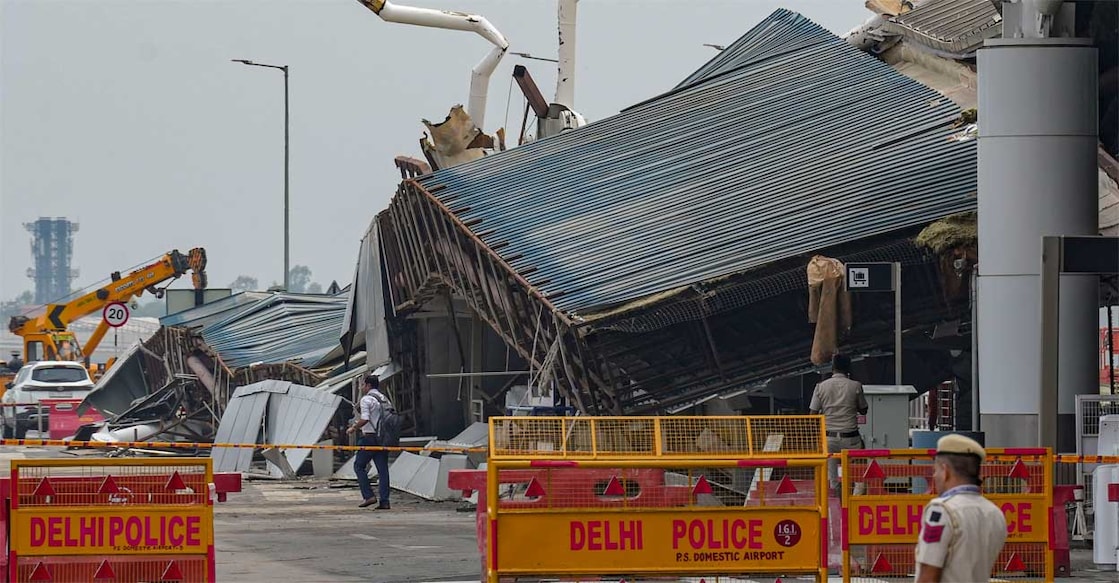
[355, 434, 390, 503]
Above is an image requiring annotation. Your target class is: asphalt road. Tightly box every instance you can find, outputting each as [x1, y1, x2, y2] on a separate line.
[0, 446, 1116, 582]
[214, 480, 483, 583]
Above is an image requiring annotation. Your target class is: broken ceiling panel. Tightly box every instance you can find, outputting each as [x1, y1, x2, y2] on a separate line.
[211, 380, 343, 476]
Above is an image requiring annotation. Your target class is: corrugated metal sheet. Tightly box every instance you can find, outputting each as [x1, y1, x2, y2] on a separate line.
[265, 382, 342, 478]
[211, 380, 342, 474]
[212, 385, 270, 472]
[884, 0, 1002, 56]
[415, 9, 976, 316]
[159, 292, 271, 329]
[676, 10, 834, 89]
[183, 293, 348, 368]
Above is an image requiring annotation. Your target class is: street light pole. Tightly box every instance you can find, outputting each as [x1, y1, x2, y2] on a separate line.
[232, 59, 290, 291]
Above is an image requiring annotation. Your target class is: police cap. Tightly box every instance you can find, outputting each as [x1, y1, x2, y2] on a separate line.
[935, 434, 985, 463]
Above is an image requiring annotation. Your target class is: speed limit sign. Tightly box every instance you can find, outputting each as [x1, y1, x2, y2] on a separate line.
[102, 302, 130, 328]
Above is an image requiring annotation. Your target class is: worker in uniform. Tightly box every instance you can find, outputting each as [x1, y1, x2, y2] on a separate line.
[914, 434, 1007, 582]
[808, 353, 867, 492]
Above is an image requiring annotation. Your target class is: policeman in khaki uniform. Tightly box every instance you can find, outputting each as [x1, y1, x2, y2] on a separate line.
[915, 434, 1007, 582]
[808, 354, 868, 491]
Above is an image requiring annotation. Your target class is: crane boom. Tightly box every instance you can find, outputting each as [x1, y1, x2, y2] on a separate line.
[7, 248, 207, 364]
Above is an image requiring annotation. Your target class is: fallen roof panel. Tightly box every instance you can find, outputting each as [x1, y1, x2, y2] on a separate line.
[177, 292, 349, 368]
[415, 9, 975, 317]
[884, 0, 1002, 57]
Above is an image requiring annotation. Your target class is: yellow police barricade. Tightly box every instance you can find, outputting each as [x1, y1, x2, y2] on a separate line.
[485, 416, 829, 582]
[8, 458, 216, 582]
[840, 448, 1053, 582]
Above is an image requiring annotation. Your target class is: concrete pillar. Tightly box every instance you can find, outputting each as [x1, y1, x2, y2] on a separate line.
[977, 38, 1098, 448]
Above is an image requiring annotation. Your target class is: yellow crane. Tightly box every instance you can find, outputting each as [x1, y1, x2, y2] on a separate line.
[6, 248, 207, 371]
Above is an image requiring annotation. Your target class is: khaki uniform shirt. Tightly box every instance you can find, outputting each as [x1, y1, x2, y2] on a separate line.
[809, 373, 867, 432]
[915, 485, 1007, 582]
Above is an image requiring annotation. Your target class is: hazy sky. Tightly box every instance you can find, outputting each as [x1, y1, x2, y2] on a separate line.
[1, 0, 866, 303]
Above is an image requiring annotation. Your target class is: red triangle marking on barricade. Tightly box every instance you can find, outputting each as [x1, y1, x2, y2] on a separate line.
[162, 560, 184, 581]
[862, 460, 886, 480]
[774, 579, 783, 583]
[93, 560, 116, 580]
[698, 579, 706, 583]
[28, 562, 51, 581]
[775, 475, 798, 495]
[692, 475, 713, 495]
[870, 553, 892, 574]
[1004, 553, 1027, 572]
[524, 477, 545, 498]
[98, 476, 119, 495]
[33, 477, 56, 497]
[1008, 458, 1031, 480]
[602, 476, 625, 497]
[165, 471, 187, 492]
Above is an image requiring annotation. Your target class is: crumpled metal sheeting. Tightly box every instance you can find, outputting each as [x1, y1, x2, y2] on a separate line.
[883, 0, 1002, 57]
[211, 380, 343, 476]
[233, 362, 325, 390]
[159, 291, 271, 329]
[414, 8, 976, 317]
[199, 293, 349, 368]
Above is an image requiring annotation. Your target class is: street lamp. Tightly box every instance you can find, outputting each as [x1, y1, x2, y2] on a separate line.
[232, 59, 290, 292]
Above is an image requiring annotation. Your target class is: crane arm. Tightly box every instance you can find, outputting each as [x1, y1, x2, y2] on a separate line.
[8, 248, 207, 337]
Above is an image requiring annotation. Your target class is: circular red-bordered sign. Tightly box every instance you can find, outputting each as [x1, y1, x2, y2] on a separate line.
[102, 302, 130, 328]
[774, 519, 802, 547]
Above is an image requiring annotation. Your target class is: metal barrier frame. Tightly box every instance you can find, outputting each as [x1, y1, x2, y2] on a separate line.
[8, 457, 216, 583]
[840, 448, 1054, 582]
[488, 415, 828, 460]
[485, 416, 829, 582]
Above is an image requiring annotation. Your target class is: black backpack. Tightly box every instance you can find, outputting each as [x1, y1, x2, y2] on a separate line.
[373, 392, 402, 448]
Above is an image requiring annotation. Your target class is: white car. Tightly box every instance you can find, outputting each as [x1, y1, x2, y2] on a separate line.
[2, 361, 94, 438]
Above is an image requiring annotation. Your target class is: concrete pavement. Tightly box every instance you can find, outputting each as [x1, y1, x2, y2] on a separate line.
[215, 480, 482, 582]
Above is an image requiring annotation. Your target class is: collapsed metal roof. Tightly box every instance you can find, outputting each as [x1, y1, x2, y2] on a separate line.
[414, 9, 975, 318]
[883, 0, 1002, 58]
[379, 9, 982, 414]
[164, 292, 349, 368]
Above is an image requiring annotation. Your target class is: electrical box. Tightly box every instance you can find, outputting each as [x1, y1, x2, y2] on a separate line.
[858, 385, 917, 449]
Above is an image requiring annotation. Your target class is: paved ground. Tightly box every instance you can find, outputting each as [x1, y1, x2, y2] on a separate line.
[215, 479, 482, 582]
[2, 445, 1119, 582]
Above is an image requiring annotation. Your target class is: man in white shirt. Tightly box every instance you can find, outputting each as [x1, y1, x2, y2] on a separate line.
[346, 374, 391, 509]
[914, 434, 1007, 582]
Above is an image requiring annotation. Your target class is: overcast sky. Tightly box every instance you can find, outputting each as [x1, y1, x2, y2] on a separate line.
[1, 0, 867, 303]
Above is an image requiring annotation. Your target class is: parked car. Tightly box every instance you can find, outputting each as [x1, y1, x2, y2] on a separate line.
[2, 361, 94, 438]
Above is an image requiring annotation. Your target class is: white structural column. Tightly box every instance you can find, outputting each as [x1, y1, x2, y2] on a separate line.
[977, 37, 1098, 448]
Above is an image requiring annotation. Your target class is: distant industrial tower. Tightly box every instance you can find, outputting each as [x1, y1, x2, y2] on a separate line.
[25, 217, 79, 304]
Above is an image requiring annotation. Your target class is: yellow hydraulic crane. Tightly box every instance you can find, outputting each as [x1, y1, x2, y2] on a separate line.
[6, 248, 207, 369]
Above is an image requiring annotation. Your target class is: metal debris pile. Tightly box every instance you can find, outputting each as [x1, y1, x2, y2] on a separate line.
[76, 292, 374, 477]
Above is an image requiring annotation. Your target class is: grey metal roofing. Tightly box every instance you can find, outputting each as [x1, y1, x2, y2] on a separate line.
[174, 292, 349, 368]
[675, 10, 834, 89]
[159, 291, 271, 329]
[884, 0, 1002, 57]
[212, 380, 342, 474]
[415, 9, 977, 316]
